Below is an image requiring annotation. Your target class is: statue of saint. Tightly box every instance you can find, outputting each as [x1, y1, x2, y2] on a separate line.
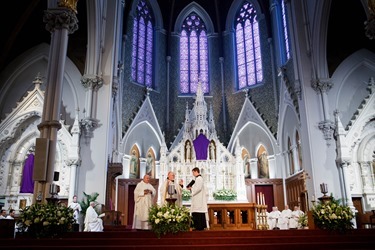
[185, 141, 191, 161]
[258, 151, 269, 178]
[145, 153, 153, 177]
[210, 142, 216, 161]
[129, 150, 138, 178]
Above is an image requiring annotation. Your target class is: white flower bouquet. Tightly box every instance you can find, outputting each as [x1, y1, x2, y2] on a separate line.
[213, 189, 237, 201]
[148, 204, 192, 238]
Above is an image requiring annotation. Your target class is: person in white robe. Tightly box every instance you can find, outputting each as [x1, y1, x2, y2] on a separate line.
[132, 174, 156, 230]
[187, 167, 208, 231]
[278, 205, 292, 229]
[268, 206, 281, 229]
[68, 195, 82, 224]
[160, 171, 183, 207]
[289, 205, 304, 229]
[84, 201, 103, 232]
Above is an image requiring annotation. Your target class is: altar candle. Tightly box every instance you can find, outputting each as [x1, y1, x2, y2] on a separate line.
[257, 193, 260, 204]
[262, 193, 265, 205]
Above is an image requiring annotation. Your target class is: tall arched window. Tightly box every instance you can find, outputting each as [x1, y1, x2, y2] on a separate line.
[296, 131, 302, 171]
[287, 137, 294, 175]
[131, 0, 154, 87]
[280, 0, 290, 62]
[235, 1, 263, 90]
[180, 13, 209, 94]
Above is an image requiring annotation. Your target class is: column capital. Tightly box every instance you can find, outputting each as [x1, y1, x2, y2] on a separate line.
[65, 158, 81, 166]
[318, 119, 336, 146]
[81, 75, 104, 91]
[311, 78, 333, 94]
[43, 8, 78, 34]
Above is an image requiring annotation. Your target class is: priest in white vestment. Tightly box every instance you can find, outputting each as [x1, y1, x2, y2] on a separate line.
[160, 171, 183, 207]
[132, 174, 156, 230]
[268, 206, 281, 229]
[278, 205, 292, 229]
[84, 201, 104, 232]
[289, 205, 304, 229]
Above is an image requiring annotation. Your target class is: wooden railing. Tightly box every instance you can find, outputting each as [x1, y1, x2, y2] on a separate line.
[208, 203, 256, 230]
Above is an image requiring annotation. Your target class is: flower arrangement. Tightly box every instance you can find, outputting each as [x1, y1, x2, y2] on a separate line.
[213, 189, 237, 201]
[148, 204, 192, 238]
[18, 202, 75, 238]
[312, 195, 354, 232]
[298, 213, 308, 228]
[182, 189, 191, 201]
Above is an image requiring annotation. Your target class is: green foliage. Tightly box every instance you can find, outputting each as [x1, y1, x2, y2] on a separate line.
[298, 213, 308, 227]
[148, 204, 192, 238]
[182, 189, 191, 201]
[213, 189, 237, 201]
[18, 203, 75, 238]
[78, 192, 99, 215]
[312, 195, 354, 232]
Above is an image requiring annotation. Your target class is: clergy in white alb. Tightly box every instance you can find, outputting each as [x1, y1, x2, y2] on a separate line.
[68, 195, 82, 224]
[84, 201, 104, 232]
[268, 206, 281, 229]
[289, 205, 304, 229]
[160, 171, 183, 207]
[132, 174, 156, 230]
[278, 205, 292, 229]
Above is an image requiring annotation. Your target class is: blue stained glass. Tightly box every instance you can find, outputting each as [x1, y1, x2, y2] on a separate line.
[179, 12, 209, 94]
[281, 0, 290, 60]
[131, 0, 154, 86]
[235, 1, 262, 89]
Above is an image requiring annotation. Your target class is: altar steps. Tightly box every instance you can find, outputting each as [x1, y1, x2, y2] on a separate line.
[3, 228, 375, 249]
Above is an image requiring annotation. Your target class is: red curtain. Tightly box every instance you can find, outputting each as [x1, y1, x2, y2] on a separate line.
[255, 185, 274, 212]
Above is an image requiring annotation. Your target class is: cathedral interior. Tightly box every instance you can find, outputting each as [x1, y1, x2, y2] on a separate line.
[0, 0, 374, 228]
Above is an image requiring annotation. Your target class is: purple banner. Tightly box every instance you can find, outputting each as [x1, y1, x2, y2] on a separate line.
[193, 133, 210, 160]
[20, 154, 35, 193]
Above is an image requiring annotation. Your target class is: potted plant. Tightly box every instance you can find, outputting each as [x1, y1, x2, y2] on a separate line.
[148, 204, 192, 238]
[18, 203, 75, 238]
[182, 189, 191, 201]
[298, 213, 308, 229]
[78, 192, 99, 216]
[312, 195, 354, 232]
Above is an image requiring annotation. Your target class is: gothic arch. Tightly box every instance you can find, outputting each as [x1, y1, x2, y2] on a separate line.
[174, 2, 215, 35]
[225, 0, 264, 32]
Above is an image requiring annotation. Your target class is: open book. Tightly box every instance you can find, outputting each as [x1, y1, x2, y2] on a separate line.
[98, 213, 105, 218]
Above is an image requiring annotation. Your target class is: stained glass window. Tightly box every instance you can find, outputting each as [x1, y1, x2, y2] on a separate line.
[235, 2, 263, 89]
[180, 13, 209, 94]
[131, 0, 154, 87]
[281, 0, 290, 61]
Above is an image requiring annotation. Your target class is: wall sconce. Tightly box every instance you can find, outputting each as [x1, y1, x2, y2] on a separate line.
[320, 183, 328, 197]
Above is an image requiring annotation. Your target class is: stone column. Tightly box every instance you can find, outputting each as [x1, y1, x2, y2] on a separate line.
[340, 161, 357, 228]
[33, 3, 78, 203]
[311, 78, 336, 145]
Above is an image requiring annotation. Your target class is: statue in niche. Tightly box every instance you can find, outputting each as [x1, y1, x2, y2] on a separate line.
[129, 150, 138, 178]
[185, 141, 191, 161]
[145, 152, 154, 177]
[243, 155, 250, 178]
[258, 151, 269, 178]
[210, 141, 216, 161]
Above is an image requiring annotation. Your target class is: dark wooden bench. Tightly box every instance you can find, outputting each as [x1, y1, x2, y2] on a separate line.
[0, 219, 16, 238]
[358, 210, 375, 229]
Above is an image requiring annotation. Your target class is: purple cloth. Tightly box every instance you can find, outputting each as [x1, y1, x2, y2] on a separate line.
[20, 154, 35, 193]
[193, 133, 210, 160]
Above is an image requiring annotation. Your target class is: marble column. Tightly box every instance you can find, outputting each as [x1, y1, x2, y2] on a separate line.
[33, 3, 78, 203]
